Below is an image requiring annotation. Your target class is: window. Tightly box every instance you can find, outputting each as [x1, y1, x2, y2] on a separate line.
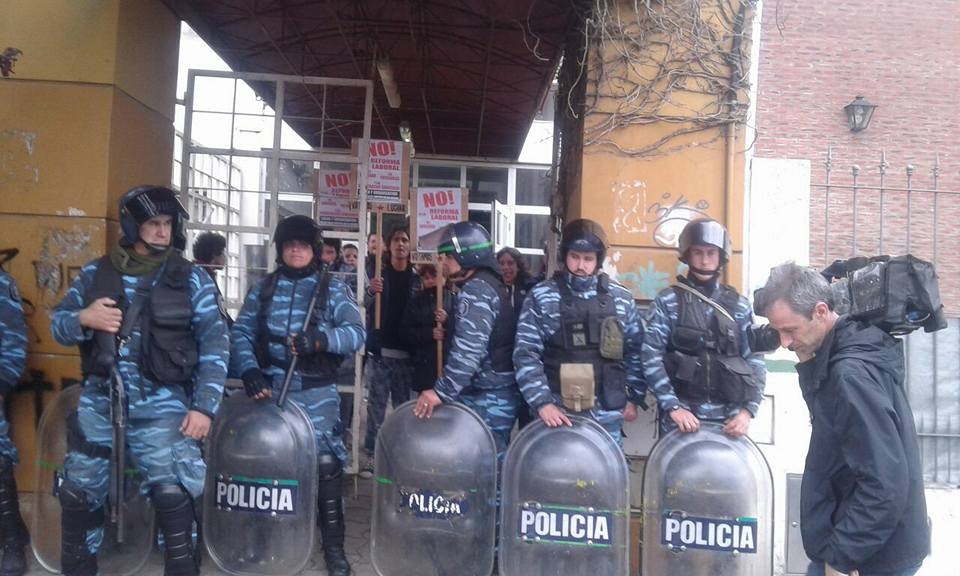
[516, 168, 551, 206]
[466, 166, 508, 204]
[418, 165, 461, 188]
[515, 214, 551, 250]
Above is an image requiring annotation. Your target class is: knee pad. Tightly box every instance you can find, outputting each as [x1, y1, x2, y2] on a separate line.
[150, 484, 198, 576]
[59, 479, 103, 567]
[317, 454, 342, 481]
[150, 484, 191, 512]
[58, 480, 92, 513]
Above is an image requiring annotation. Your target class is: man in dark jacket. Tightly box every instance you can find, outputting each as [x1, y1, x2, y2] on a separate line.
[756, 262, 929, 576]
[360, 226, 421, 477]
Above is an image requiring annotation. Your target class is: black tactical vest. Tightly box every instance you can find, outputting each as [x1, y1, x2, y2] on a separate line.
[665, 280, 755, 405]
[542, 273, 627, 410]
[470, 268, 516, 373]
[256, 270, 341, 388]
[80, 255, 198, 386]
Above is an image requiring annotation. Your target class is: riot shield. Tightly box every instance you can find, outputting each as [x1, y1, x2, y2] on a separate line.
[642, 423, 773, 576]
[32, 384, 155, 575]
[371, 400, 497, 576]
[500, 417, 630, 576]
[203, 392, 318, 576]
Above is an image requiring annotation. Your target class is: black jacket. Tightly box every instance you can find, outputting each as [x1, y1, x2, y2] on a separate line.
[795, 316, 929, 574]
[363, 260, 421, 355]
[400, 286, 455, 392]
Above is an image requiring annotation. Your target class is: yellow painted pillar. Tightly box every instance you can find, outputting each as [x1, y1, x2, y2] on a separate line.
[0, 0, 180, 489]
[571, 0, 753, 300]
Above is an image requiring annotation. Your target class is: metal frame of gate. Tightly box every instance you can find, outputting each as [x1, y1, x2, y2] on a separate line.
[179, 69, 373, 475]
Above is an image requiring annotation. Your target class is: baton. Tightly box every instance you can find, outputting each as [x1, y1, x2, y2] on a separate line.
[277, 271, 325, 409]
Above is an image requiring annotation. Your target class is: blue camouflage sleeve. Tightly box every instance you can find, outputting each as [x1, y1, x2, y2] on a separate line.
[434, 278, 498, 402]
[321, 277, 365, 355]
[188, 266, 229, 417]
[230, 279, 265, 377]
[0, 273, 28, 396]
[735, 294, 767, 416]
[51, 260, 99, 347]
[513, 285, 554, 410]
[641, 289, 682, 412]
[615, 285, 648, 406]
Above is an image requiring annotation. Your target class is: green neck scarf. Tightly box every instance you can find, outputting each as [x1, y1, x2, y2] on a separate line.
[109, 245, 170, 276]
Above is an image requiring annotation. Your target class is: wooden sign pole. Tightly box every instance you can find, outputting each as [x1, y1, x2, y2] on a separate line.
[374, 205, 384, 330]
[435, 254, 444, 378]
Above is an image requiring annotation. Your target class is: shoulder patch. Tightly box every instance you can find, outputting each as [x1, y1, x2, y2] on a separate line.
[458, 297, 470, 319]
[8, 281, 20, 303]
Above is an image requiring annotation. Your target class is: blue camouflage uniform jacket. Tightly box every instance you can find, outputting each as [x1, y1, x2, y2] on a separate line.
[0, 272, 27, 397]
[51, 257, 229, 417]
[434, 272, 514, 400]
[232, 270, 365, 390]
[642, 280, 766, 419]
[514, 271, 647, 412]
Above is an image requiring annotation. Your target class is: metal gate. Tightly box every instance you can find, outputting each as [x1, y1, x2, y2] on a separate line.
[812, 149, 960, 485]
[179, 70, 374, 474]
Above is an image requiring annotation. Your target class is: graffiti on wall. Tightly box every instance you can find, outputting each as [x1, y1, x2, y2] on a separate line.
[604, 251, 689, 301]
[612, 180, 648, 235]
[646, 192, 711, 248]
[612, 179, 713, 248]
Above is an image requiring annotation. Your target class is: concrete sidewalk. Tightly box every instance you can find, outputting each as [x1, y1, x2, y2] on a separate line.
[20, 474, 380, 576]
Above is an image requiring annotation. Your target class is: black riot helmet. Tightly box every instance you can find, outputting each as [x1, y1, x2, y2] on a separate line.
[560, 219, 609, 266]
[119, 185, 189, 251]
[678, 218, 731, 266]
[437, 221, 496, 270]
[273, 215, 322, 263]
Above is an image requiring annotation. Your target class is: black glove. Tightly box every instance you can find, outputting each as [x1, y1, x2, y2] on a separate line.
[290, 329, 328, 356]
[241, 368, 270, 398]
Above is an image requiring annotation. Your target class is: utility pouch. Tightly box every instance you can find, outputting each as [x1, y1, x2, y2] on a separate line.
[667, 350, 706, 403]
[598, 363, 627, 411]
[599, 316, 624, 360]
[714, 355, 757, 403]
[560, 363, 596, 412]
[670, 325, 705, 355]
[666, 350, 700, 383]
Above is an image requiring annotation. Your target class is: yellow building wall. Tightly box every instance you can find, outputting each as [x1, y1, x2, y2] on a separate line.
[0, 0, 180, 490]
[573, 0, 752, 300]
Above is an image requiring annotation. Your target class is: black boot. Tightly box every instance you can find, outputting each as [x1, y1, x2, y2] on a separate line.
[318, 456, 350, 576]
[151, 485, 199, 576]
[0, 462, 27, 576]
[58, 481, 101, 576]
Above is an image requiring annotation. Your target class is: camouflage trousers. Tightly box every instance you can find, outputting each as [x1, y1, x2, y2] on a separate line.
[459, 386, 520, 462]
[62, 384, 205, 555]
[286, 384, 348, 465]
[363, 355, 414, 455]
[0, 399, 18, 464]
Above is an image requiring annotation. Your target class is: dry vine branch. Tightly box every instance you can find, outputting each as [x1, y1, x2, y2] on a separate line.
[578, 0, 754, 157]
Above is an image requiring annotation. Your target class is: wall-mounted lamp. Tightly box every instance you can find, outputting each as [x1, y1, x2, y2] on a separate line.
[843, 95, 877, 132]
[376, 58, 402, 109]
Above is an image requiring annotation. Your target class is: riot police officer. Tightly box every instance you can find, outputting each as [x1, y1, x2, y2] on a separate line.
[231, 215, 364, 576]
[0, 270, 29, 576]
[51, 185, 229, 576]
[641, 218, 766, 437]
[514, 219, 647, 442]
[413, 222, 518, 460]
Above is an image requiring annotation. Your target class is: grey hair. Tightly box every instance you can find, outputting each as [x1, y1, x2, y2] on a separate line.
[754, 261, 834, 319]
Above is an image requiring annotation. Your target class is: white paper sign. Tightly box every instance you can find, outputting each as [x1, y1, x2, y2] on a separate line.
[367, 139, 403, 195]
[416, 187, 465, 251]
